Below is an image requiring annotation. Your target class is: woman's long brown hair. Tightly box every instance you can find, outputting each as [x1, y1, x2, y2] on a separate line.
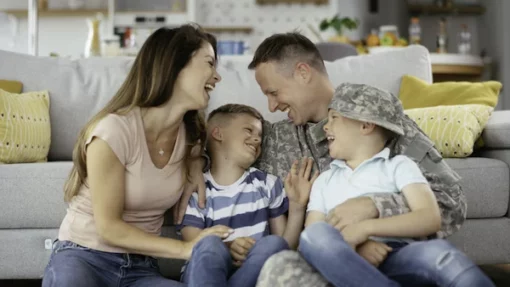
[63, 24, 216, 202]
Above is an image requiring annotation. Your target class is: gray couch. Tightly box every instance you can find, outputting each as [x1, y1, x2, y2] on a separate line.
[0, 46, 509, 280]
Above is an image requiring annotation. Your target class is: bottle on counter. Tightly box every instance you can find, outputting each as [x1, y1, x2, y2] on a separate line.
[409, 17, 421, 45]
[458, 24, 471, 54]
[436, 17, 448, 53]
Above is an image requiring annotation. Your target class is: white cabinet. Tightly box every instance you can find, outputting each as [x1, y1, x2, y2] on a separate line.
[109, 0, 196, 28]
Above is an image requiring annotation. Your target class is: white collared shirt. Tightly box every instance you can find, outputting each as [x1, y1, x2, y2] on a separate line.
[308, 148, 428, 215]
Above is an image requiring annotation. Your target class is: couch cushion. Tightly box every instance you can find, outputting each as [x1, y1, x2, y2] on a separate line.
[447, 218, 510, 265]
[0, 227, 185, 280]
[208, 45, 433, 124]
[0, 50, 133, 161]
[446, 157, 509, 218]
[0, 162, 71, 228]
[482, 110, 510, 149]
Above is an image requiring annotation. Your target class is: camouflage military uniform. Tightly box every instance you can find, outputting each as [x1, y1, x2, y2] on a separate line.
[254, 83, 467, 287]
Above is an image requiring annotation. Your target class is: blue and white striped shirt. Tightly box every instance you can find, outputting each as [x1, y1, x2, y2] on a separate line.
[179, 167, 288, 242]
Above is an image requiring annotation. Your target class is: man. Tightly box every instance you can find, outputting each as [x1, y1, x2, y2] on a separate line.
[247, 32, 467, 286]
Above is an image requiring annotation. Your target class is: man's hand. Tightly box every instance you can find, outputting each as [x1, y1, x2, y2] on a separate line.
[340, 222, 370, 249]
[326, 197, 379, 232]
[285, 157, 319, 210]
[174, 159, 207, 224]
[228, 237, 256, 267]
[356, 240, 392, 267]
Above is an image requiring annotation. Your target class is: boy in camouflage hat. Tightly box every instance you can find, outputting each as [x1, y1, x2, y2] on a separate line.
[298, 83, 494, 287]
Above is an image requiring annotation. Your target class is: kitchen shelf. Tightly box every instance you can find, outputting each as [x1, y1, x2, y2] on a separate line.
[3, 9, 107, 18]
[115, 10, 186, 14]
[432, 64, 483, 75]
[204, 26, 253, 34]
[256, 0, 328, 4]
[407, 4, 485, 15]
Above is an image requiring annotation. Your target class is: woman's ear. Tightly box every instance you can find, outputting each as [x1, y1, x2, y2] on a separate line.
[211, 126, 223, 142]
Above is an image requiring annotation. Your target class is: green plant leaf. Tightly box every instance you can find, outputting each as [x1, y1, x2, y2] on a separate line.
[319, 19, 330, 31]
[331, 18, 343, 34]
[340, 17, 358, 30]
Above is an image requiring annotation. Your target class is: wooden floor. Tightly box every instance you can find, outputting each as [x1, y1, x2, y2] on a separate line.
[1, 265, 509, 286]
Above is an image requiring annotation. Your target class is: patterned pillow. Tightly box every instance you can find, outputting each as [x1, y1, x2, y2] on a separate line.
[0, 89, 51, 163]
[404, 105, 493, 158]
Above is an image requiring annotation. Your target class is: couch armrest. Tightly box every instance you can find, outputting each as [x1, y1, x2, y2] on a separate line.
[482, 110, 510, 149]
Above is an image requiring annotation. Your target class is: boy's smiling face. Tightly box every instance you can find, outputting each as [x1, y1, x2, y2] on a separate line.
[323, 109, 363, 160]
[220, 114, 263, 168]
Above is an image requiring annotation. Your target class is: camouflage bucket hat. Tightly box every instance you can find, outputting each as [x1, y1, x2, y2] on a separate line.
[329, 83, 405, 136]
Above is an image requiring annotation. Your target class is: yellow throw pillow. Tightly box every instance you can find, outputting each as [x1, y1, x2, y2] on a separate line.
[0, 79, 23, 93]
[404, 105, 493, 158]
[399, 75, 501, 110]
[0, 89, 51, 163]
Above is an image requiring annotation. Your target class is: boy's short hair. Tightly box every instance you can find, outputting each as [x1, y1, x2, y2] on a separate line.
[207, 104, 264, 124]
[248, 32, 327, 75]
[206, 104, 264, 152]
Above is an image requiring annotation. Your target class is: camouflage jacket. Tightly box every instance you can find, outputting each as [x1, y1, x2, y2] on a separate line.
[253, 115, 467, 239]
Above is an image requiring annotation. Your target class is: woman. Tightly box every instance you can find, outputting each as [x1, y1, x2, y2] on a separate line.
[42, 24, 232, 287]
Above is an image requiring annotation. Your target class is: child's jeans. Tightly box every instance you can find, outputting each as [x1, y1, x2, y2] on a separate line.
[181, 235, 289, 287]
[299, 222, 495, 287]
[42, 240, 184, 287]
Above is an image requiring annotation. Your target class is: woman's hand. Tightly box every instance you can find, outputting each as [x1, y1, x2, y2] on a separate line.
[182, 225, 234, 259]
[174, 158, 207, 224]
[284, 157, 319, 210]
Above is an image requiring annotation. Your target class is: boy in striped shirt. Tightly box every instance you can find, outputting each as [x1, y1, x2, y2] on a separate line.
[178, 104, 317, 287]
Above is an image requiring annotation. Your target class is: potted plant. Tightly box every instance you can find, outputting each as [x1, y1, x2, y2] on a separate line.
[319, 14, 359, 43]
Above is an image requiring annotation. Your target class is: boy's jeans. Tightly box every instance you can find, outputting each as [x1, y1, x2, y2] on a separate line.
[181, 235, 289, 287]
[299, 222, 495, 287]
[42, 240, 183, 287]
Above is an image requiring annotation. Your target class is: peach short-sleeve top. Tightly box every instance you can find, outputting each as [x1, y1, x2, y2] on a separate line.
[58, 107, 186, 253]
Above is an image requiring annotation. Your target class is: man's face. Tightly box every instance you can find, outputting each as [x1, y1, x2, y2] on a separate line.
[221, 114, 263, 169]
[254, 62, 314, 125]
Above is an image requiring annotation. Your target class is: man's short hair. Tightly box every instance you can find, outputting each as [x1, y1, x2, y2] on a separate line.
[207, 104, 264, 124]
[248, 32, 326, 74]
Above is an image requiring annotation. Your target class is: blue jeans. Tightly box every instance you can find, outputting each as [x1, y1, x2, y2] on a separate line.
[42, 240, 183, 287]
[181, 235, 289, 287]
[299, 222, 495, 287]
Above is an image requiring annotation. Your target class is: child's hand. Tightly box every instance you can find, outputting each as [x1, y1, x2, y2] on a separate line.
[340, 222, 370, 249]
[228, 237, 256, 267]
[183, 225, 233, 259]
[356, 240, 392, 267]
[285, 158, 319, 209]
